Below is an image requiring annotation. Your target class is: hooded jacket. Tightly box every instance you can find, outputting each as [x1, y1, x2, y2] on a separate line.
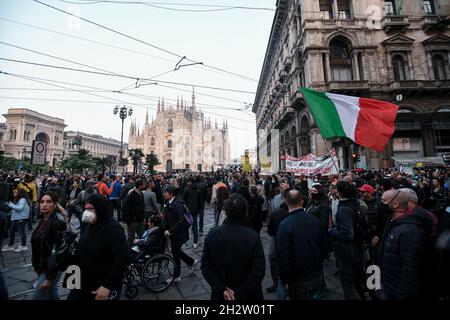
[75, 194, 129, 296]
[381, 209, 433, 299]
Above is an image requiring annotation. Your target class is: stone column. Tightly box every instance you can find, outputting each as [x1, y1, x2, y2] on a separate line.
[352, 53, 360, 81]
[407, 51, 414, 80]
[426, 51, 434, 80]
[325, 52, 332, 83]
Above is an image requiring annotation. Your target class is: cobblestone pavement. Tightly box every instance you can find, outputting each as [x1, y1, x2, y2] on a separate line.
[1, 205, 345, 300]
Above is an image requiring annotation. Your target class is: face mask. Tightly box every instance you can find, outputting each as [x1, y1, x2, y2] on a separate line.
[82, 210, 96, 224]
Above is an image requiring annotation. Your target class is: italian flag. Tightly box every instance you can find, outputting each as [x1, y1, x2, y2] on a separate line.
[300, 88, 399, 152]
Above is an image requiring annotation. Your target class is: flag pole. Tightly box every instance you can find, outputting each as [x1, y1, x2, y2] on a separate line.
[320, 135, 340, 175]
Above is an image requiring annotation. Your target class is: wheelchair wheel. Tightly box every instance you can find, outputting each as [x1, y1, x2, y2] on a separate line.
[125, 285, 139, 300]
[141, 254, 177, 293]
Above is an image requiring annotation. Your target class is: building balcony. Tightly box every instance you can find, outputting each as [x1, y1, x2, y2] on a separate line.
[274, 106, 295, 130]
[381, 16, 410, 33]
[389, 80, 450, 91]
[421, 15, 450, 32]
[327, 81, 369, 92]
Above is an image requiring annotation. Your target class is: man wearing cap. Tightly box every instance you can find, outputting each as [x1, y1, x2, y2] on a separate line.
[359, 185, 382, 252]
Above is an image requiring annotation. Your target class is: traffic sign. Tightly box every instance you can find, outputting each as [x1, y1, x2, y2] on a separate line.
[31, 140, 47, 165]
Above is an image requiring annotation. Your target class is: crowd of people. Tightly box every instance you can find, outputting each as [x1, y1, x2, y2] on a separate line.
[0, 166, 449, 300]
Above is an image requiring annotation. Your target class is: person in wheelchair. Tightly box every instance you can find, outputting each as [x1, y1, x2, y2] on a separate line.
[130, 215, 164, 261]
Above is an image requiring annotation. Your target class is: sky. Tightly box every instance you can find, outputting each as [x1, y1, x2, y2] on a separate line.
[0, 0, 276, 159]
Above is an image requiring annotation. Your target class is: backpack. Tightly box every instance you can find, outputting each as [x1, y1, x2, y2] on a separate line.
[354, 201, 373, 246]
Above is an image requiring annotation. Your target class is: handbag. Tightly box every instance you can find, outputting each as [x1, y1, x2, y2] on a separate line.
[183, 205, 194, 226]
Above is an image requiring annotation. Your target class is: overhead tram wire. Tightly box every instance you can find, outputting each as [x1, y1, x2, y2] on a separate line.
[56, 0, 276, 12]
[0, 95, 252, 132]
[0, 71, 255, 124]
[0, 57, 256, 94]
[0, 18, 256, 82]
[32, 0, 258, 82]
[0, 71, 254, 113]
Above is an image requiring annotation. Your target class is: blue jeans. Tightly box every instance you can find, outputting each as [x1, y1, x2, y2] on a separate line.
[191, 213, 199, 244]
[277, 279, 288, 300]
[0, 269, 9, 300]
[8, 220, 27, 247]
[32, 273, 60, 300]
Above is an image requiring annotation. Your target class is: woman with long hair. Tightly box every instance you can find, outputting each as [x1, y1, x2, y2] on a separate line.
[31, 191, 67, 300]
[1, 188, 30, 252]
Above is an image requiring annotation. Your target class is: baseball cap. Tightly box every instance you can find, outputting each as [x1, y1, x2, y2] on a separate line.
[358, 184, 375, 194]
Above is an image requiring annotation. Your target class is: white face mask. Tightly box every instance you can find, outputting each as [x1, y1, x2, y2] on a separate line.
[82, 210, 96, 224]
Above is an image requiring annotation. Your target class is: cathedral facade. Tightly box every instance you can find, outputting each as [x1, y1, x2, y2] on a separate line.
[128, 92, 231, 172]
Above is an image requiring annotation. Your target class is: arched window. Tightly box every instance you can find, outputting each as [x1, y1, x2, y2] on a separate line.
[291, 126, 298, 157]
[150, 137, 155, 146]
[330, 36, 353, 81]
[167, 119, 173, 133]
[433, 54, 448, 80]
[392, 55, 408, 81]
[168, 140, 172, 148]
[300, 116, 311, 155]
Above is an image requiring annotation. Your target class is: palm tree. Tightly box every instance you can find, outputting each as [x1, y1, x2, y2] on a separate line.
[60, 149, 96, 173]
[129, 148, 144, 174]
[145, 153, 160, 173]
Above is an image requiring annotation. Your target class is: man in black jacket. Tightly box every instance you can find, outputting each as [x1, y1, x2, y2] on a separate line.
[247, 186, 265, 234]
[183, 178, 202, 248]
[163, 186, 198, 282]
[124, 179, 145, 247]
[267, 200, 289, 295]
[380, 189, 433, 300]
[201, 193, 265, 300]
[276, 190, 326, 300]
[331, 181, 366, 300]
[196, 176, 207, 236]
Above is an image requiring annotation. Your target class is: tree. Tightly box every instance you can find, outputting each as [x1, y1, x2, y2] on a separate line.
[59, 149, 96, 173]
[145, 153, 160, 173]
[129, 148, 144, 174]
[93, 155, 116, 174]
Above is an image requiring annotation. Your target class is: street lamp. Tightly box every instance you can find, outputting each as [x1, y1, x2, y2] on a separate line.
[113, 105, 133, 173]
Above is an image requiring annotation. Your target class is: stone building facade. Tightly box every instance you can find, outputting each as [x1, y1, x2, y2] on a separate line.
[253, 0, 450, 172]
[128, 92, 231, 172]
[1, 108, 66, 166]
[64, 131, 126, 159]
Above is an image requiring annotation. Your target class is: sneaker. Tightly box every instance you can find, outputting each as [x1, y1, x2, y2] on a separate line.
[189, 259, 199, 275]
[14, 245, 27, 252]
[193, 243, 198, 249]
[1, 245, 14, 252]
[174, 277, 182, 283]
